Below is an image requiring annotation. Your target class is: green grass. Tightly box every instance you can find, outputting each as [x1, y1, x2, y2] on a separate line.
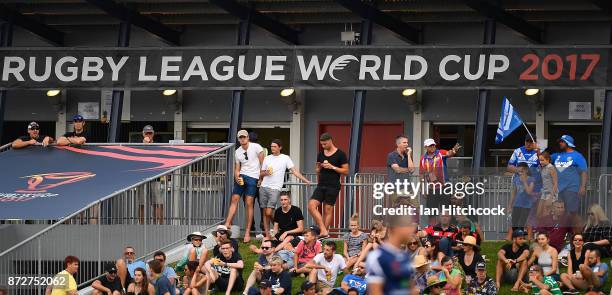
[178, 241, 612, 294]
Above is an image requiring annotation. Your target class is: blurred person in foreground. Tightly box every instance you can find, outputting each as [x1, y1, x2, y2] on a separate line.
[366, 215, 417, 295]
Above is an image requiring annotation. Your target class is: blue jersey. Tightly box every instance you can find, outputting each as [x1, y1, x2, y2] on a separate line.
[508, 146, 539, 168]
[552, 151, 587, 193]
[512, 175, 537, 208]
[341, 274, 367, 295]
[366, 244, 414, 295]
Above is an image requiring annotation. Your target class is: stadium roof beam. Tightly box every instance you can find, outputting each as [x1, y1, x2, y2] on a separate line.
[335, 0, 421, 44]
[207, 0, 299, 45]
[84, 0, 181, 46]
[462, 0, 543, 44]
[0, 4, 64, 46]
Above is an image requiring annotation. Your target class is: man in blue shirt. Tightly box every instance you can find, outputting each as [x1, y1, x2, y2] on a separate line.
[116, 246, 147, 290]
[366, 216, 416, 295]
[330, 262, 367, 295]
[507, 135, 540, 173]
[552, 135, 587, 232]
[149, 259, 176, 295]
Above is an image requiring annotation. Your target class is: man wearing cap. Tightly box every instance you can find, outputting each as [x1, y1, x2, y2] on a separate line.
[466, 262, 497, 295]
[57, 115, 87, 146]
[142, 125, 155, 143]
[310, 133, 349, 238]
[213, 225, 239, 257]
[419, 138, 461, 224]
[246, 256, 291, 295]
[12, 122, 54, 149]
[225, 129, 264, 243]
[552, 134, 587, 232]
[496, 229, 530, 290]
[525, 264, 563, 295]
[92, 264, 122, 295]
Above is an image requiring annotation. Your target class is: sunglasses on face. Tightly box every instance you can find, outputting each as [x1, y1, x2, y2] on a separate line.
[261, 247, 271, 250]
[243, 152, 249, 160]
[408, 242, 419, 246]
[74, 119, 84, 123]
[125, 252, 135, 255]
[29, 128, 40, 131]
[144, 132, 153, 135]
[218, 231, 228, 235]
[109, 271, 117, 275]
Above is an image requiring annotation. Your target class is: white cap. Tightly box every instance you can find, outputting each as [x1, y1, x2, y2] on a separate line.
[424, 138, 436, 147]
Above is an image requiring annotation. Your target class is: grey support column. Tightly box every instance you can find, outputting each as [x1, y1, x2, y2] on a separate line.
[0, 21, 14, 144]
[348, 19, 373, 176]
[472, 18, 496, 171]
[225, 18, 251, 203]
[600, 90, 612, 173]
[107, 21, 130, 143]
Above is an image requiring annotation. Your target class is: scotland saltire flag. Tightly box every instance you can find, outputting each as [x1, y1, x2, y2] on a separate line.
[495, 98, 524, 144]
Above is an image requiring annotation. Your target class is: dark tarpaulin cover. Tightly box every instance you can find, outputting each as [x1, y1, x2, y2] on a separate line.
[0, 145, 222, 220]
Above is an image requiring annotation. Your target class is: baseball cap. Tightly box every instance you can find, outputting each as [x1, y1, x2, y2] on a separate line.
[529, 265, 541, 272]
[559, 134, 576, 148]
[512, 229, 527, 238]
[143, 125, 154, 133]
[301, 281, 315, 291]
[73, 114, 84, 121]
[237, 129, 249, 138]
[424, 138, 436, 147]
[105, 263, 117, 273]
[307, 225, 321, 236]
[476, 262, 486, 270]
[525, 134, 537, 142]
[27, 122, 40, 130]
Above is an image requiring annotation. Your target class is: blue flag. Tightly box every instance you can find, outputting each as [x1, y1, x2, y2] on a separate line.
[495, 97, 524, 144]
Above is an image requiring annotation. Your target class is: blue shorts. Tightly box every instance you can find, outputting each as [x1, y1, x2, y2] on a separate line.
[232, 174, 258, 197]
[559, 190, 580, 213]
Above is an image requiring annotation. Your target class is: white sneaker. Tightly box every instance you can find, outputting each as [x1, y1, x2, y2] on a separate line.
[256, 234, 264, 240]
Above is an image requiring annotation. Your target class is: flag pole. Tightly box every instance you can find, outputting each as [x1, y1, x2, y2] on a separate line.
[522, 122, 535, 142]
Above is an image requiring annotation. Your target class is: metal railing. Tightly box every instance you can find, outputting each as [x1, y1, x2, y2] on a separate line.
[0, 143, 232, 295]
[0, 143, 11, 153]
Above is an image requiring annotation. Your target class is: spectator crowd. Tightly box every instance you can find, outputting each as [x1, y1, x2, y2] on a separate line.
[17, 123, 610, 295]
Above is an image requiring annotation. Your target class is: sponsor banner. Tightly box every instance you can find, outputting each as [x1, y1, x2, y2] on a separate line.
[0, 145, 222, 219]
[0, 46, 609, 89]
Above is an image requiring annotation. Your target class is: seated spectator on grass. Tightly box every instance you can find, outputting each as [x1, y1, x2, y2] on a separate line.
[126, 267, 155, 295]
[296, 281, 316, 295]
[271, 193, 304, 252]
[438, 255, 462, 295]
[204, 239, 245, 295]
[213, 225, 239, 257]
[496, 229, 530, 290]
[249, 239, 294, 270]
[290, 227, 322, 275]
[418, 214, 459, 257]
[560, 249, 608, 294]
[528, 233, 560, 281]
[148, 259, 175, 295]
[328, 261, 367, 295]
[243, 240, 277, 292]
[411, 255, 431, 295]
[356, 217, 387, 264]
[177, 232, 208, 272]
[523, 265, 562, 295]
[150, 251, 178, 288]
[565, 234, 588, 278]
[182, 261, 207, 295]
[451, 197, 484, 242]
[117, 246, 147, 289]
[534, 200, 572, 252]
[424, 238, 445, 276]
[457, 236, 484, 280]
[246, 256, 291, 295]
[453, 220, 482, 253]
[582, 204, 612, 258]
[343, 213, 368, 270]
[92, 264, 122, 295]
[465, 262, 497, 295]
[305, 241, 348, 294]
[406, 235, 426, 260]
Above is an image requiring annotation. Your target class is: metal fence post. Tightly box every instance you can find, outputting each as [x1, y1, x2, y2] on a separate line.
[37, 238, 42, 295]
[98, 202, 102, 275]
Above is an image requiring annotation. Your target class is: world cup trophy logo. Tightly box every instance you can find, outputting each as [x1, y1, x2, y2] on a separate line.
[16, 172, 96, 193]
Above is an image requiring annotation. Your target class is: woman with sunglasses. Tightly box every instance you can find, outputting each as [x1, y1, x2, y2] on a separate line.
[126, 267, 155, 295]
[560, 234, 588, 294]
[177, 232, 209, 272]
[528, 233, 560, 281]
[425, 239, 444, 275]
[582, 204, 612, 257]
[406, 236, 426, 259]
[457, 236, 484, 282]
